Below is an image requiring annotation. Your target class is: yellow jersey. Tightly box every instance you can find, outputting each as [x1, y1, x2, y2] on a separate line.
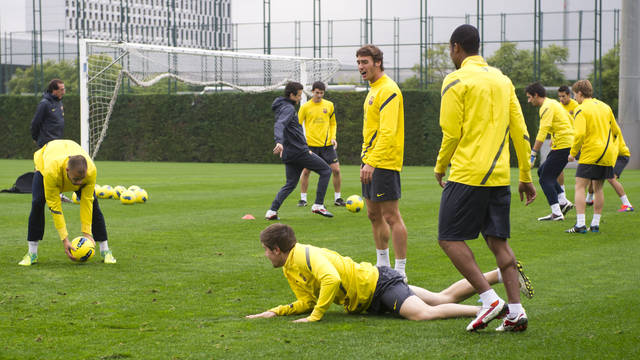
[361, 74, 404, 171]
[298, 99, 336, 147]
[269, 243, 379, 322]
[561, 98, 579, 117]
[435, 55, 533, 186]
[570, 98, 621, 166]
[34, 139, 98, 240]
[536, 98, 574, 150]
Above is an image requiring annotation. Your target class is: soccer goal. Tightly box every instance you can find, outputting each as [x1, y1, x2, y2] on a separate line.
[79, 39, 341, 159]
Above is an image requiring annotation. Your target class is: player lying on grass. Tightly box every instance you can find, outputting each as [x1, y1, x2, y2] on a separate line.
[246, 224, 533, 322]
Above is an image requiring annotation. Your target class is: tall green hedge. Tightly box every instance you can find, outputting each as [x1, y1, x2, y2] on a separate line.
[1, 90, 539, 165]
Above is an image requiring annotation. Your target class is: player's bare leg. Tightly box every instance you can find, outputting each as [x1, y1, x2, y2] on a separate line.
[298, 168, 311, 206]
[399, 295, 479, 321]
[330, 162, 344, 205]
[409, 270, 499, 305]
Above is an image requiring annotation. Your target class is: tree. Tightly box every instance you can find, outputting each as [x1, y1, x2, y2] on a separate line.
[486, 42, 568, 86]
[401, 44, 454, 90]
[8, 60, 79, 95]
[589, 44, 619, 115]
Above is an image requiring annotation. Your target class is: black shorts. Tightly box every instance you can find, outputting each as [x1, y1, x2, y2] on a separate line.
[439, 181, 511, 241]
[613, 156, 629, 178]
[362, 166, 401, 202]
[367, 266, 414, 315]
[576, 164, 614, 180]
[309, 146, 338, 164]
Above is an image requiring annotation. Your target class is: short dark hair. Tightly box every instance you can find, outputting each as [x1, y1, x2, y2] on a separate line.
[47, 79, 64, 93]
[525, 82, 546, 97]
[311, 81, 326, 92]
[284, 82, 303, 98]
[558, 85, 571, 95]
[356, 45, 384, 71]
[450, 24, 480, 54]
[572, 80, 593, 98]
[260, 223, 297, 252]
[67, 155, 87, 175]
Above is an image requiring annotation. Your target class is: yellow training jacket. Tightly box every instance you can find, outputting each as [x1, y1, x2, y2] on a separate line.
[536, 98, 574, 150]
[269, 243, 379, 322]
[435, 55, 533, 186]
[616, 131, 630, 157]
[298, 99, 336, 147]
[33, 139, 97, 240]
[361, 74, 404, 171]
[571, 98, 621, 166]
[562, 98, 579, 117]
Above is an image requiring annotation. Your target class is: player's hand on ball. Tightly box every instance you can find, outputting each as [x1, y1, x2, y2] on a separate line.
[518, 182, 536, 206]
[435, 172, 446, 188]
[292, 317, 310, 323]
[62, 237, 76, 261]
[245, 311, 277, 319]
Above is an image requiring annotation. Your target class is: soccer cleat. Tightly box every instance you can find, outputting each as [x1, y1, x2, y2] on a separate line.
[496, 312, 528, 332]
[586, 200, 594, 206]
[537, 213, 564, 221]
[565, 225, 587, 234]
[18, 252, 38, 266]
[297, 199, 308, 207]
[618, 204, 634, 212]
[265, 210, 279, 220]
[466, 298, 507, 331]
[60, 193, 73, 203]
[334, 198, 346, 206]
[101, 250, 117, 264]
[516, 261, 534, 299]
[589, 225, 599, 233]
[560, 202, 574, 215]
[311, 204, 334, 218]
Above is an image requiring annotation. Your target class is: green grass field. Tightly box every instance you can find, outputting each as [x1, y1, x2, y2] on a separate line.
[0, 159, 638, 359]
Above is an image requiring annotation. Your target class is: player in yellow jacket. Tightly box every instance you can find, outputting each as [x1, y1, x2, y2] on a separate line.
[245, 224, 534, 322]
[585, 125, 634, 212]
[19, 139, 116, 266]
[297, 81, 345, 207]
[355, 45, 409, 280]
[435, 25, 536, 333]
[555, 85, 579, 197]
[566, 80, 622, 233]
[526, 82, 575, 221]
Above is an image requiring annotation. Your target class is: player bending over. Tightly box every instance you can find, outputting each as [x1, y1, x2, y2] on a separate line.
[246, 224, 533, 322]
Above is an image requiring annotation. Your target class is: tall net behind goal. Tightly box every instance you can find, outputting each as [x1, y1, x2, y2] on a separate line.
[79, 39, 341, 159]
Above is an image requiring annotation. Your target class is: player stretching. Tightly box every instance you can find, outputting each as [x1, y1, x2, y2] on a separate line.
[246, 224, 534, 322]
[585, 132, 634, 212]
[297, 81, 345, 207]
[526, 82, 574, 221]
[266, 82, 333, 220]
[356, 45, 409, 280]
[567, 80, 622, 233]
[435, 25, 536, 332]
[19, 139, 116, 265]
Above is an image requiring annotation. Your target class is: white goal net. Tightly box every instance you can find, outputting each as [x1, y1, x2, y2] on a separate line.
[79, 39, 341, 159]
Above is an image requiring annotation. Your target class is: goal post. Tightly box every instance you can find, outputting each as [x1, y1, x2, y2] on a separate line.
[79, 39, 341, 159]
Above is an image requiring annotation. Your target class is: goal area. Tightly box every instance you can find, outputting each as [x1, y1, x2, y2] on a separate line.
[79, 39, 341, 159]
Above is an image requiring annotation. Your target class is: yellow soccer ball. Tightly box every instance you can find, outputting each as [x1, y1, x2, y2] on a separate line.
[97, 185, 113, 199]
[128, 185, 141, 192]
[71, 192, 80, 204]
[70, 236, 95, 262]
[345, 195, 365, 213]
[120, 189, 137, 204]
[135, 189, 149, 203]
[112, 185, 127, 200]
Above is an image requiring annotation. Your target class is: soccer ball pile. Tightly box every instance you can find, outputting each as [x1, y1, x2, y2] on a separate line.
[345, 195, 365, 213]
[88, 185, 149, 205]
[70, 236, 95, 262]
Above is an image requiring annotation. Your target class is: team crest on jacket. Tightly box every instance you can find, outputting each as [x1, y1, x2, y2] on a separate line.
[369, 96, 374, 105]
[323, 108, 327, 113]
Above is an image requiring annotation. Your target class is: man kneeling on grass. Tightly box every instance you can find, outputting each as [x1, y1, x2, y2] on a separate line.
[246, 224, 533, 322]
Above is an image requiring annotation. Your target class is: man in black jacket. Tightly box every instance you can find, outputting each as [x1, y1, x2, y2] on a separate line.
[266, 82, 333, 220]
[31, 79, 66, 148]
